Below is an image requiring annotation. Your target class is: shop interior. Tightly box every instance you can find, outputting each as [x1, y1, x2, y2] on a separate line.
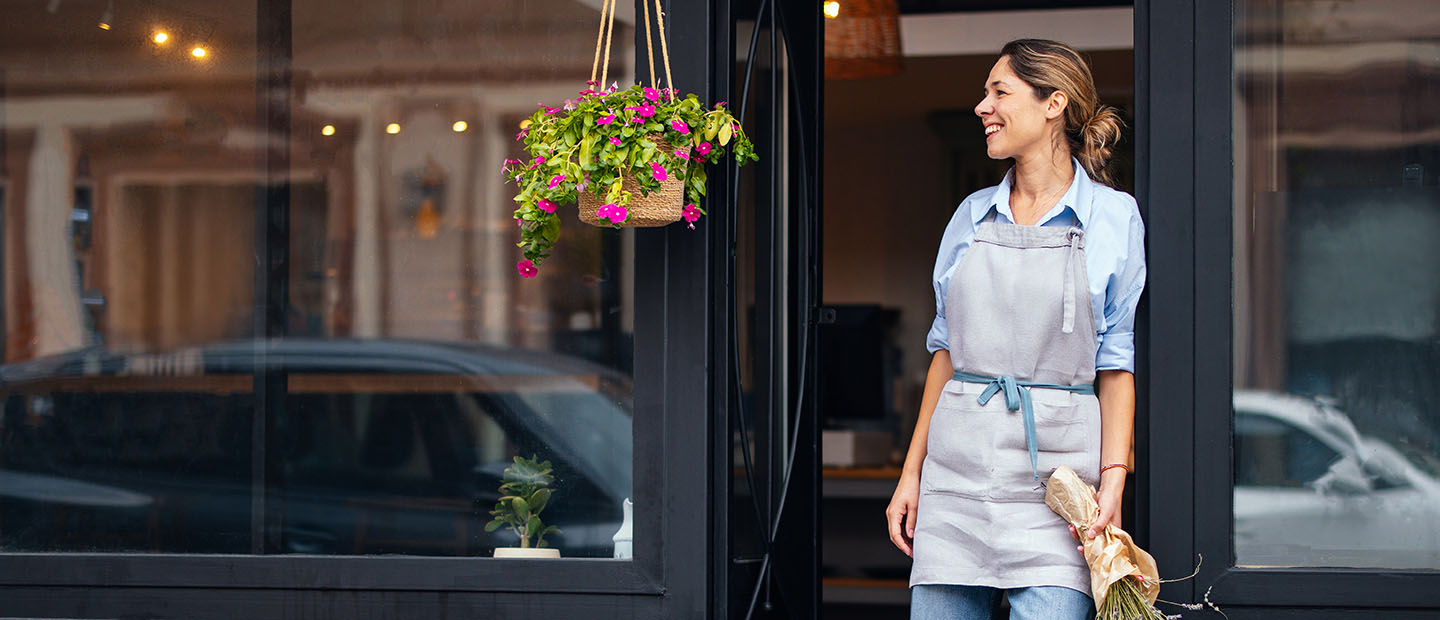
[816, 4, 1134, 616]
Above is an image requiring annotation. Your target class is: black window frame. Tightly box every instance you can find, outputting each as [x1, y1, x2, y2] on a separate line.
[1141, 1, 1440, 615]
[0, 1, 716, 617]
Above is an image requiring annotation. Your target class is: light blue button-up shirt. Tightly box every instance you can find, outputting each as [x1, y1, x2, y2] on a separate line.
[926, 159, 1147, 373]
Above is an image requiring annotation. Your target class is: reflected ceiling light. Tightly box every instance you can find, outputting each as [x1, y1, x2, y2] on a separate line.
[98, 0, 113, 30]
[451, 121, 468, 133]
[386, 123, 401, 135]
[46, 0, 62, 15]
[152, 30, 169, 44]
[321, 125, 336, 137]
[823, 1, 840, 19]
[191, 45, 207, 58]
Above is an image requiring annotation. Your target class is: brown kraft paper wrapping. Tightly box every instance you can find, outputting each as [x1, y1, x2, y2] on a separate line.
[1043, 465, 1160, 610]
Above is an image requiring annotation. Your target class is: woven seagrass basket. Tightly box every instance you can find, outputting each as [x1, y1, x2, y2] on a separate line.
[577, 137, 687, 227]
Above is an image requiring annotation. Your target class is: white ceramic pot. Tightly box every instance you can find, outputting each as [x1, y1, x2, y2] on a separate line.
[493, 547, 561, 559]
[612, 498, 634, 559]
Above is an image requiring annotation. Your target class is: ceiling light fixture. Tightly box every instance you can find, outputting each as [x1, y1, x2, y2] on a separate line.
[824, 0, 902, 79]
[823, 1, 840, 19]
[45, 0, 62, 15]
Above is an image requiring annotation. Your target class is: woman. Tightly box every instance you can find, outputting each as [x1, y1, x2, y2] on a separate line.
[885, 39, 1146, 619]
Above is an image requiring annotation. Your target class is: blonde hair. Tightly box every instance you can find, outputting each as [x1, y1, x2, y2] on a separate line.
[999, 39, 1123, 186]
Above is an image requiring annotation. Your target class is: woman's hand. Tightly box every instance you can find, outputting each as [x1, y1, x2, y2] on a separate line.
[1067, 469, 1125, 554]
[1089, 480, 1124, 539]
[886, 475, 921, 557]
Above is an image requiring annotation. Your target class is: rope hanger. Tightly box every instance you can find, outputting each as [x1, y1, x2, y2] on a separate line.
[590, 0, 675, 100]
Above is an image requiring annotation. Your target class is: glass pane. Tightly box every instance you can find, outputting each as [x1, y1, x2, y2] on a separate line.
[1233, 0, 1440, 569]
[0, 0, 262, 553]
[1, 0, 636, 559]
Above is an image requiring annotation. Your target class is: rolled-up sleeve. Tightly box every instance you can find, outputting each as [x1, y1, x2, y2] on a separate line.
[926, 298, 949, 354]
[1095, 203, 1147, 373]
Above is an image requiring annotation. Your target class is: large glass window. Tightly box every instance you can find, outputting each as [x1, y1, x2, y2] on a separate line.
[1233, 0, 1440, 570]
[0, 0, 635, 559]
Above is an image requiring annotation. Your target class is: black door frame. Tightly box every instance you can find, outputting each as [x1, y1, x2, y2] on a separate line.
[1140, 2, 1440, 617]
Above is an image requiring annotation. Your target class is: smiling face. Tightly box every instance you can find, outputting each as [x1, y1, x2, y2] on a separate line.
[974, 55, 1067, 162]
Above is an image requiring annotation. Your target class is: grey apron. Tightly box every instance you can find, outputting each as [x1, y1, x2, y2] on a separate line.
[910, 211, 1101, 595]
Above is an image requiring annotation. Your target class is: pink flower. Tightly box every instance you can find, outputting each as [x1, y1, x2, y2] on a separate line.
[597, 113, 616, 125]
[629, 116, 644, 124]
[515, 216, 524, 227]
[715, 101, 728, 108]
[670, 119, 690, 133]
[537, 199, 557, 213]
[651, 162, 668, 181]
[543, 106, 560, 116]
[585, 79, 600, 87]
[515, 129, 527, 141]
[675, 150, 689, 161]
[595, 203, 628, 224]
[535, 155, 546, 165]
[548, 174, 565, 188]
[624, 104, 656, 118]
[695, 141, 712, 156]
[516, 259, 538, 278]
[682, 203, 702, 229]
[644, 87, 660, 102]
[609, 136, 622, 146]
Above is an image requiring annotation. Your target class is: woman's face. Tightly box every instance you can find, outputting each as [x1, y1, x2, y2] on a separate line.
[974, 56, 1063, 161]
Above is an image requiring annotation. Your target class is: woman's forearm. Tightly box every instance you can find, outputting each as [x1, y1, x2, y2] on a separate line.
[901, 350, 954, 481]
[1095, 369, 1135, 492]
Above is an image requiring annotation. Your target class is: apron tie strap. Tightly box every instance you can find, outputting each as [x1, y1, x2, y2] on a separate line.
[1061, 228, 1084, 334]
[953, 370, 1096, 482]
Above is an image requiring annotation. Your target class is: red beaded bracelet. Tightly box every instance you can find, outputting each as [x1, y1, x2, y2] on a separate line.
[1100, 463, 1131, 475]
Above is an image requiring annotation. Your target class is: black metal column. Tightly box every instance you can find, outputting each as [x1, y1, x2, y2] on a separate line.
[253, 0, 292, 555]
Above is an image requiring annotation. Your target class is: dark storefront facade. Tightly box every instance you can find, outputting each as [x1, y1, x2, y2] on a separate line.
[0, 1, 1436, 618]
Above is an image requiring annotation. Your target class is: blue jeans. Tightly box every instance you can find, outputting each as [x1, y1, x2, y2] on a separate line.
[911, 584, 1093, 620]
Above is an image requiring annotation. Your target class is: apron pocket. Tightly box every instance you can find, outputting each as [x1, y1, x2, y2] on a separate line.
[921, 389, 993, 499]
[991, 395, 1100, 500]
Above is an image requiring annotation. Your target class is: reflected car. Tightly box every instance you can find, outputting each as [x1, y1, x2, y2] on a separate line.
[0, 339, 633, 558]
[1233, 390, 1440, 569]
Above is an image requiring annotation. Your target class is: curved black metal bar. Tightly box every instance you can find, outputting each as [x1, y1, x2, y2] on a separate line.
[730, 0, 821, 616]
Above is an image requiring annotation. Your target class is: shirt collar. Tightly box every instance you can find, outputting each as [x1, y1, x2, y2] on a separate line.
[971, 158, 1094, 226]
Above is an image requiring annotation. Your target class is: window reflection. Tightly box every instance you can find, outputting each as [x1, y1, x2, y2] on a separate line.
[1233, 0, 1440, 569]
[1, 0, 636, 558]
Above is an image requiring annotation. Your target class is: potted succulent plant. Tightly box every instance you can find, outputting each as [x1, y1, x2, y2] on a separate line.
[485, 455, 562, 558]
[504, 83, 757, 278]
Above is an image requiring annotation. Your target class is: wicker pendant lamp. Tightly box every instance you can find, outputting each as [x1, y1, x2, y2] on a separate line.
[823, 0, 903, 80]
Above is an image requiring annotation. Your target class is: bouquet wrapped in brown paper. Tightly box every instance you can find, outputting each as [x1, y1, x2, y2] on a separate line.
[1045, 465, 1165, 619]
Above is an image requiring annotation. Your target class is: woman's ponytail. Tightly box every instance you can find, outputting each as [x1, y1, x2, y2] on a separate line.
[1076, 104, 1124, 186]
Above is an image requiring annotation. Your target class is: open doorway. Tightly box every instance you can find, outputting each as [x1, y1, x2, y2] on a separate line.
[818, 4, 1134, 618]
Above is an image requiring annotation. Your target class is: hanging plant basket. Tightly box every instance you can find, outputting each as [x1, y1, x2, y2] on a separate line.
[576, 137, 688, 227]
[503, 0, 757, 278]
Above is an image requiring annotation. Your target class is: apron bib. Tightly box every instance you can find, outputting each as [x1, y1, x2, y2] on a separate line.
[910, 211, 1101, 595]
